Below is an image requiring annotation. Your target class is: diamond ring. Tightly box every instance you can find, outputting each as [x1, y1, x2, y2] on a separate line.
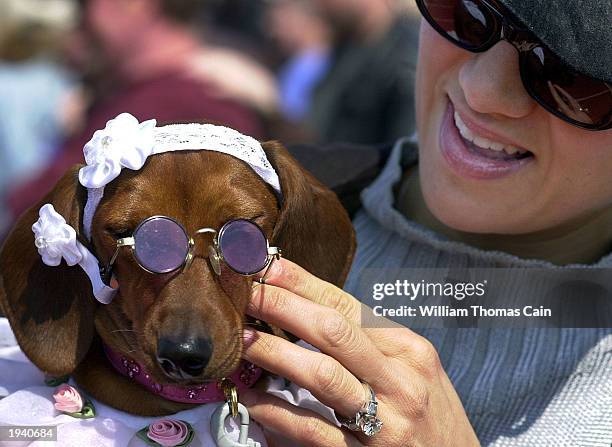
[337, 382, 383, 437]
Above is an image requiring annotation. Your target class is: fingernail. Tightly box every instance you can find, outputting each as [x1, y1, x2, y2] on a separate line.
[267, 259, 281, 277]
[254, 258, 281, 282]
[242, 328, 257, 349]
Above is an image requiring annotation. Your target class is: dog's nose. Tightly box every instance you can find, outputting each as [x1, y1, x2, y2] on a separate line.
[156, 337, 213, 379]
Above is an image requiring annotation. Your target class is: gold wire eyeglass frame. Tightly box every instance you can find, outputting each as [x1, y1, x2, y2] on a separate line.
[101, 216, 281, 283]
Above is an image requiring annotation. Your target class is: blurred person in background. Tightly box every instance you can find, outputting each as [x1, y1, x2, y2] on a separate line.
[307, 0, 420, 145]
[187, 41, 279, 121]
[0, 0, 84, 236]
[265, 0, 332, 124]
[6, 0, 274, 225]
[205, 0, 270, 48]
[201, 0, 276, 67]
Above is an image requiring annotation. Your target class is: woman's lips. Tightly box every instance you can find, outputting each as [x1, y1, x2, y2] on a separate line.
[439, 100, 534, 180]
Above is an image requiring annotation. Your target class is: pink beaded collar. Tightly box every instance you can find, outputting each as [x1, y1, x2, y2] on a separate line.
[103, 344, 262, 404]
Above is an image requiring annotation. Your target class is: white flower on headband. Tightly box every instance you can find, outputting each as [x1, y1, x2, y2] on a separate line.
[32, 204, 82, 267]
[32, 203, 117, 304]
[78, 113, 156, 189]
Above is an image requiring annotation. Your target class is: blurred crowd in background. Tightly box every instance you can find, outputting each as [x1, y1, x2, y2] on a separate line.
[0, 0, 420, 237]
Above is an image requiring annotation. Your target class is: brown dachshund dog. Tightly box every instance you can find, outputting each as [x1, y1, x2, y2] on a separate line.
[0, 141, 355, 416]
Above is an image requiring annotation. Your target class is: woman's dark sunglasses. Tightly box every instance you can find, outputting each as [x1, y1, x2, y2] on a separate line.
[416, 0, 612, 130]
[103, 216, 281, 280]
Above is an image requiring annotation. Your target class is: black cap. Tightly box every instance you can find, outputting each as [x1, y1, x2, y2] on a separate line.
[499, 0, 612, 83]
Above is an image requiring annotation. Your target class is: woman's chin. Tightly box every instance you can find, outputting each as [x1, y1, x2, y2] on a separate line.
[420, 182, 531, 235]
[417, 136, 539, 235]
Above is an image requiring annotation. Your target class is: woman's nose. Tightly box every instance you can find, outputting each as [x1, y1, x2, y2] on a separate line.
[458, 41, 536, 119]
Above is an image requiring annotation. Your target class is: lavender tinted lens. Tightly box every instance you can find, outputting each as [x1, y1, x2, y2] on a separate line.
[219, 220, 268, 275]
[133, 217, 190, 273]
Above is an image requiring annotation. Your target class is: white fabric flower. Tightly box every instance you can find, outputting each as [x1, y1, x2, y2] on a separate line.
[32, 204, 82, 267]
[78, 113, 156, 189]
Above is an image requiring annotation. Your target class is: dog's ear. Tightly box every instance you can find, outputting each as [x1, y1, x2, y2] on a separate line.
[262, 141, 356, 287]
[0, 165, 96, 376]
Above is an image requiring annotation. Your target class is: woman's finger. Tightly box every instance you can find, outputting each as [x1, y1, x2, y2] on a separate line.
[248, 285, 388, 387]
[243, 329, 372, 418]
[241, 388, 364, 447]
[261, 428, 297, 447]
[256, 258, 438, 359]
[256, 258, 362, 322]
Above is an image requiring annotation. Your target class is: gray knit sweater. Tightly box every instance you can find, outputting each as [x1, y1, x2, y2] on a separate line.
[343, 139, 612, 447]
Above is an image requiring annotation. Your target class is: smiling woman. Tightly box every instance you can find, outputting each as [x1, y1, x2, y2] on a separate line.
[238, 1, 612, 446]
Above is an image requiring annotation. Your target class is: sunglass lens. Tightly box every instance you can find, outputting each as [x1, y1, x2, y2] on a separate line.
[421, 0, 498, 50]
[218, 219, 268, 275]
[133, 217, 190, 273]
[522, 46, 612, 129]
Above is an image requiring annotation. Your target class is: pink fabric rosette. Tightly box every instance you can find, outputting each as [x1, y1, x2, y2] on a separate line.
[147, 419, 190, 447]
[53, 384, 83, 413]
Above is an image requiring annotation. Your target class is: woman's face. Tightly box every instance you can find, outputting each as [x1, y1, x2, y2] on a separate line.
[416, 21, 612, 235]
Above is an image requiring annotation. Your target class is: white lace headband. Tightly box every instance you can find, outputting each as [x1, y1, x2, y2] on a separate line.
[32, 113, 282, 304]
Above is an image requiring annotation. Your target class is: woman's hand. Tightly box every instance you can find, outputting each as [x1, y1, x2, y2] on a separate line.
[240, 258, 480, 447]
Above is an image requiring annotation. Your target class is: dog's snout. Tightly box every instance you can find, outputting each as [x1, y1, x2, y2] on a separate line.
[156, 337, 213, 379]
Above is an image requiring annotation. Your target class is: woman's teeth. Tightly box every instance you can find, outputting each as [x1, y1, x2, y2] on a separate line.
[454, 112, 527, 156]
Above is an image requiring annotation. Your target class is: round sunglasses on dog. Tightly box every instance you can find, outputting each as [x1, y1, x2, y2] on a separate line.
[416, 0, 612, 130]
[103, 216, 281, 280]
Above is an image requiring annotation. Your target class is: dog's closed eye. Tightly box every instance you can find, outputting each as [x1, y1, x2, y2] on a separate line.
[106, 228, 132, 239]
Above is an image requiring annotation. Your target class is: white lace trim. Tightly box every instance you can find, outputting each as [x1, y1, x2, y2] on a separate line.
[80, 114, 281, 241]
[152, 123, 281, 195]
